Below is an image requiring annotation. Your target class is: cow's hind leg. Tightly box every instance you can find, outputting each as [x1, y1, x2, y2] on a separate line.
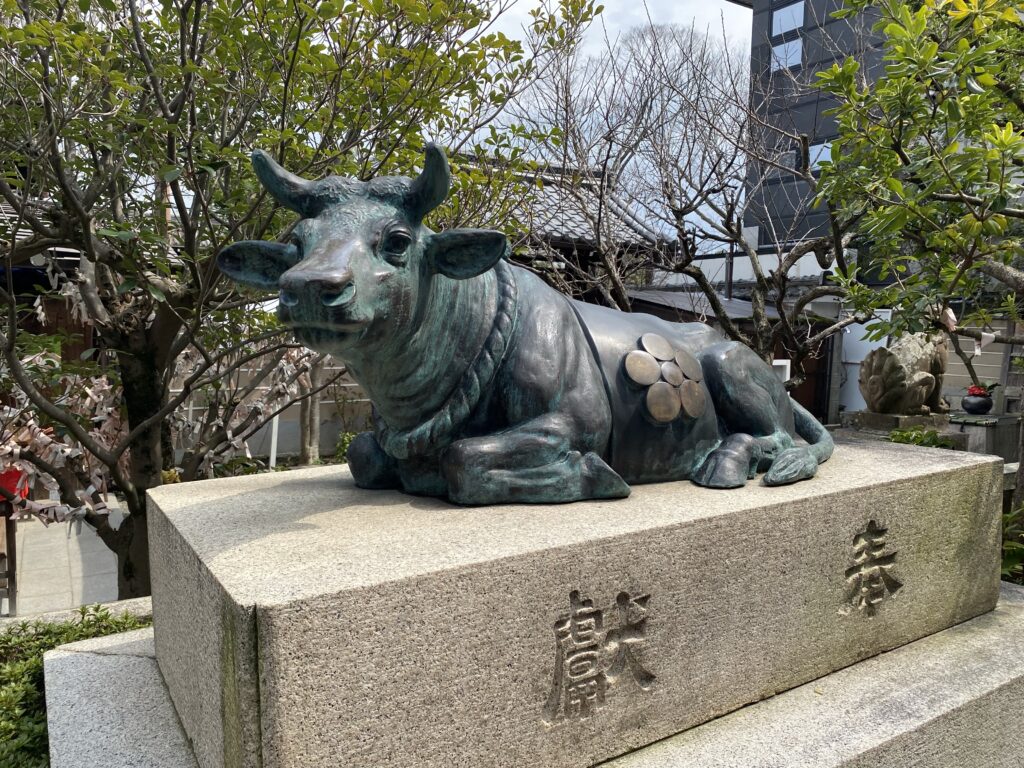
[691, 432, 765, 489]
[693, 342, 819, 488]
[441, 413, 629, 505]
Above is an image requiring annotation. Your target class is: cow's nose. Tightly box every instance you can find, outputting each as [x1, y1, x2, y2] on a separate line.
[280, 272, 355, 309]
[313, 275, 356, 307]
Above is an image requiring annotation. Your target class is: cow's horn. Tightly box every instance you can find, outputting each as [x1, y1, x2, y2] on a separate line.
[252, 150, 324, 217]
[406, 143, 451, 221]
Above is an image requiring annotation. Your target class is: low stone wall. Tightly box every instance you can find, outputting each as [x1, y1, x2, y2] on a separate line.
[0, 596, 152, 630]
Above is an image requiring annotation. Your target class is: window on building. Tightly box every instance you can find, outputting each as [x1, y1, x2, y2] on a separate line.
[765, 150, 795, 178]
[771, 1, 805, 37]
[808, 141, 832, 169]
[770, 39, 803, 71]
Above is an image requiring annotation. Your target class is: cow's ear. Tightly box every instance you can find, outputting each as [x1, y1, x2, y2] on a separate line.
[425, 229, 507, 280]
[217, 241, 299, 290]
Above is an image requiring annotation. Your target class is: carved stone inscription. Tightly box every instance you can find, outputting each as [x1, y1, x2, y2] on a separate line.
[845, 520, 903, 616]
[543, 590, 655, 724]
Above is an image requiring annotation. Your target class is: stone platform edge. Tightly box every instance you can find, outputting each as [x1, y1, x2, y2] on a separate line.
[0, 596, 152, 630]
[43, 627, 197, 768]
[44, 584, 1024, 768]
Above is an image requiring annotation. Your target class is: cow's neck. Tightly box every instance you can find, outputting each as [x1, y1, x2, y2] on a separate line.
[349, 265, 502, 435]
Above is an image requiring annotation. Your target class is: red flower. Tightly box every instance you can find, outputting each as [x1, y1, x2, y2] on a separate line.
[967, 385, 990, 397]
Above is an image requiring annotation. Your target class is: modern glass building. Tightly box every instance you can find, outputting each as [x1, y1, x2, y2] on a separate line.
[728, 0, 882, 251]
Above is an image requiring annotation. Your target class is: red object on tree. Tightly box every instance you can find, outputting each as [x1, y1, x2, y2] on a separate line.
[0, 468, 29, 499]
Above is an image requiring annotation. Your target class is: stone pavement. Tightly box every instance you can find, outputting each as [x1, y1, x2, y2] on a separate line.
[2, 512, 119, 617]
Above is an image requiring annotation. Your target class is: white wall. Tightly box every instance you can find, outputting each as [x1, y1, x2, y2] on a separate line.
[837, 310, 891, 412]
[651, 252, 828, 289]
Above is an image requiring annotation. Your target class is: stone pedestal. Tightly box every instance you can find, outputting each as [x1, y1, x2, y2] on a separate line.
[949, 412, 1021, 463]
[606, 583, 1024, 768]
[841, 410, 951, 432]
[46, 585, 1024, 768]
[145, 441, 1001, 768]
[45, 628, 197, 768]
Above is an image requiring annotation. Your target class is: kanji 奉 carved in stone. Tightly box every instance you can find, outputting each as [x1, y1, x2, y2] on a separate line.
[218, 145, 834, 504]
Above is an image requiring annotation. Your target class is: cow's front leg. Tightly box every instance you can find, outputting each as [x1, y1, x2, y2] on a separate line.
[441, 414, 629, 505]
[346, 431, 401, 490]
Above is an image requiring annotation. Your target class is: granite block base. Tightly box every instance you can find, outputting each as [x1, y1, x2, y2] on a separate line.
[146, 441, 1002, 768]
[44, 586, 1024, 768]
[608, 583, 1024, 767]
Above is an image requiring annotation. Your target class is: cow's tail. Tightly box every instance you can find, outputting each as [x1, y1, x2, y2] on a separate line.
[792, 400, 834, 465]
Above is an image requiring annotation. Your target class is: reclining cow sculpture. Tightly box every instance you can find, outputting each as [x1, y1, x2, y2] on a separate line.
[218, 145, 834, 505]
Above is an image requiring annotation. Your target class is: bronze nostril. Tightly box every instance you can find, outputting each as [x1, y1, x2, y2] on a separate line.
[280, 289, 300, 307]
[321, 282, 355, 307]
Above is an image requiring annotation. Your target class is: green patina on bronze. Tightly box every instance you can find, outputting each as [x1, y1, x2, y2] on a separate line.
[219, 145, 834, 505]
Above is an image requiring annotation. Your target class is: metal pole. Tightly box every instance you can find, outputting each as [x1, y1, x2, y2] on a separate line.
[725, 241, 735, 300]
[2, 506, 16, 616]
[269, 414, 280, 469]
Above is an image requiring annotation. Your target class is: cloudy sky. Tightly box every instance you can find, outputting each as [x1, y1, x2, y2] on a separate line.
[491, 0, 751, 52]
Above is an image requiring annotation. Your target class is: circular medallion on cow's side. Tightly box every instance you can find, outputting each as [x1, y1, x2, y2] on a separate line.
[660, 361, 684, 386]
[640, 333, 674, 361]
[674, 349, 703, 382]
[679, 379, 707, 419]
[646, 381, 682, 423]
[624, 350, 662, 386]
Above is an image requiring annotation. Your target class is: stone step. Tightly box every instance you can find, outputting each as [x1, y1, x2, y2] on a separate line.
[44, 627, 196, 768]
[44, 585, 1024, 768]
[146, 441, 1001, 768]
[604, 583, 1024, 768]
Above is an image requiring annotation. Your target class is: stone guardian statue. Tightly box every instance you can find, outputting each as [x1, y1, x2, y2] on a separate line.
[858, 333, 949, 415]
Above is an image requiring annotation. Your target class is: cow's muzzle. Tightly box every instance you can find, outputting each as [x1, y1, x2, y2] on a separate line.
[279, 270, 356, 310]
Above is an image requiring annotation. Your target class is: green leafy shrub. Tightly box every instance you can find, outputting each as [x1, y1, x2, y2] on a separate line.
[888, 425, 955, 449]
[0, 605, 152, 768]
[335, 431, 359, 463]
[212, 456, 267, 478]
[1005, 506, 1024, 585]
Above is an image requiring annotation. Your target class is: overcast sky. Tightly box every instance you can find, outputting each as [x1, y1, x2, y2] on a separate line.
[491, 0, 751, 53]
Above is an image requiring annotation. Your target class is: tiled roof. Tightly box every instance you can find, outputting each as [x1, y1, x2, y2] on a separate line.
[513, 172, 662, 249]
[0, 202, 36, 244]
[628, 288, 783, 321]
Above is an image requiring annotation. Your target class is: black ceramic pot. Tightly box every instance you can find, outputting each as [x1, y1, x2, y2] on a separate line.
[962, 395, 993, 415]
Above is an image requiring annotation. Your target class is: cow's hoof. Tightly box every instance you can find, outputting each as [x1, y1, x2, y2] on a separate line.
[692, 450, 749, 489]
[581, 452, 630, 499]
[763, 447, 818, 486]
[347, 431, 400, 489]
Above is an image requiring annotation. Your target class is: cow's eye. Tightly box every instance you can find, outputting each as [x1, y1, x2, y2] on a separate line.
[379, 229, 413, 264]
[288, 233, 304, 258]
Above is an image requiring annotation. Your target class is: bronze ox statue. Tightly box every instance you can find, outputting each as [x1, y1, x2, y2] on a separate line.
[218, 145, 834, 504]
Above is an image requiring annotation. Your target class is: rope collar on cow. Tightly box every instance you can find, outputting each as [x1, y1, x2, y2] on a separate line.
[374, 258, 518, 460]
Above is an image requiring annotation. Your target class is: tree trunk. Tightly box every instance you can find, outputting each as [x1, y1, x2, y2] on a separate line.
[299, 359, 323, 465]
[108, 343, 167, 598]
[114, 497, 151, 599]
